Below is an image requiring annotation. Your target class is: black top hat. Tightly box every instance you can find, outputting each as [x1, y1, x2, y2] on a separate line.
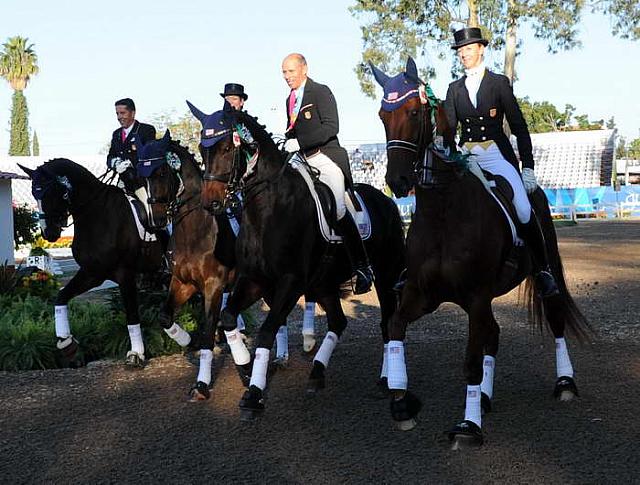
[451, 27, 488, 49]
[220, 83, 248, 101]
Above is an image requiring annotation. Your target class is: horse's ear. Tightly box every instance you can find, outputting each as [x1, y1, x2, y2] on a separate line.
[186, 100, 207, 124]
[17, 163, 34, 179]
[162, 129, 171, 142]
[405, 57, 419, 83]
[369, 62, 390, 88]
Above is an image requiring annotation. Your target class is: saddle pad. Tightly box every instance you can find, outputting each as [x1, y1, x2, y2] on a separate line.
[466, 160, 523, 246]
[126, 195, 157, 242]
[289, 157, 372, 243]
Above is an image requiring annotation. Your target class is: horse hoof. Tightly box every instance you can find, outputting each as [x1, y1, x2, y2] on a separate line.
[395, 418, 417, 431]
[306, 376, 326, 395]
[302, 334, 316, 353]
[124, 351, 146, 369]
[390, 391, 422, 428]
[239, 385, 265, 420]
[448, 420, 484, 450]
[481, 392, 492, 415]
[554, 376, 579, 401]
[188, 381, 211, 402]
[57, 336, 79, 362]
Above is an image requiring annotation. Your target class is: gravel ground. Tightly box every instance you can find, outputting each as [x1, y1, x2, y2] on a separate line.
[1, 219, 639, 484]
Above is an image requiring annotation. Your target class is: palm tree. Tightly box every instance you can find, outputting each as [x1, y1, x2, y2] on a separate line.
[0, 36, 39, 155]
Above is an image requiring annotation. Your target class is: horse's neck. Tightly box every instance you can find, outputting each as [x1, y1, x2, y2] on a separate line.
[65, 169, 106, 214]
[179, 157, 202, 196]
[254, 150, 285, 180]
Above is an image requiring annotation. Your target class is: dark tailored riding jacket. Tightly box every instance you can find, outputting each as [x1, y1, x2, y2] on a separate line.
[285, 78, 353, 184]
[443, 69, 534, 171]
[106, 120, 156, 168]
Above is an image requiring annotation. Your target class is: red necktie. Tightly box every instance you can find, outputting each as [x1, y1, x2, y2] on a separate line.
[121, 129, 127, 143]
[288, 89, 297, 129]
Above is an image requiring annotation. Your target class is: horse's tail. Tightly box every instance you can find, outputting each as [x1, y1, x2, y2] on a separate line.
[524, 189, 592, 342]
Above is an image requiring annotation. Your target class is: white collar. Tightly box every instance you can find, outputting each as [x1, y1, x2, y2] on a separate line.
[465, 63, 485, 78]
[123, 121, 136, 136]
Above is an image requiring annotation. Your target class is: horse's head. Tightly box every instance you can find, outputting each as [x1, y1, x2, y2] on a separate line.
[18, 163, 71, 242]
[188, 101, 246, 215]
[371, 57, 441, 197]
[135, 130, 180, 229]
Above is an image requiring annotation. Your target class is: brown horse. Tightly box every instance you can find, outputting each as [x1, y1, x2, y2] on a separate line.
[371, 58, 590, 448]
[135, 131, 233, 400]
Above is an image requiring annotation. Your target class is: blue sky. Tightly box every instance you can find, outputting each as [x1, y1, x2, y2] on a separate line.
[0, 0, 638, 156]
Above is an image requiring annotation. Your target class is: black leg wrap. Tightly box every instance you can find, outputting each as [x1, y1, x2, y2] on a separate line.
[307, 361, 326, 394]
[390, 390, 422, 422]
[448, 420, 484, 449]
[188, 381, 211, 402]
[554, 375, 579, 398]
[239, 385, 265, 420]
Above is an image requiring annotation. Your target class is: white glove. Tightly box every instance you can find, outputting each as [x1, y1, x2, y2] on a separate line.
[521, 167, 537, 194]
[114, 158, 132, 174]
[284, 138, 300, 153]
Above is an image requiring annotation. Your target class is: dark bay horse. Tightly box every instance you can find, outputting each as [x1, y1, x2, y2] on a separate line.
[370, 58, 589, 448]
[134, 131, 233, 400]
[200, 108, 406, 419]
[19, 159, 164, 367]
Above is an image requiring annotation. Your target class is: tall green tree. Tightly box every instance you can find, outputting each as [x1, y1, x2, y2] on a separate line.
[0, 36, 39, 155]
[351, 1, 639, 96]
[32, 130, 39, 155]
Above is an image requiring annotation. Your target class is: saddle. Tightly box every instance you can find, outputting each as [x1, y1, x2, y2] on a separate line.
[289, 157, 372, 243]
[126, 195, 157, 242]
[466, 160, 523, 246]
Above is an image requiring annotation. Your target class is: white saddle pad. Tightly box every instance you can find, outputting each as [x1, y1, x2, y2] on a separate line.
[289, 158, 372, 243]
[126, 195, 157, 242]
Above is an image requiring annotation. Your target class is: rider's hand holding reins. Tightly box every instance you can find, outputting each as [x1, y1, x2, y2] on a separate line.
[521, 167, 537, 194]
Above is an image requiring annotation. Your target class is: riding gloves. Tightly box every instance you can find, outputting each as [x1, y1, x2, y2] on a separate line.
[284, 138, 300, 153]
[521, 167, 537, 194]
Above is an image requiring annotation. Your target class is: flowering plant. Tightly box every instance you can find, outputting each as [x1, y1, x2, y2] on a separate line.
[15, 269, 60, 301]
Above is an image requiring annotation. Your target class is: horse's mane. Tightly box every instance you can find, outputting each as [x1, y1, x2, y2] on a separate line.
[235, 110, 282, 160]
[40, 158, 99, 182]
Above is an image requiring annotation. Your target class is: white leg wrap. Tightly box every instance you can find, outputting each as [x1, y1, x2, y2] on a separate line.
[54, 305, 70, 338]
[196, 349, 213, 385]
[464, 385, 482, 427]
[164, 322, 191, 347]
[314, 331, 338, 367]
[275, 325, 289, 358]
[380, 343, 389, 379]
[387, 340, 408, 390]
[127, 324, 144, 356]
[224, 328, 250, 365]
[555, 337, 574, 378]
[480, 355, 496, 399]
[249, 347, 270, 390]
[302, 301, 315, 336]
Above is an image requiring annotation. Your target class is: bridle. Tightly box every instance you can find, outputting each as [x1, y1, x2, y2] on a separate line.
[33, 173, 72, 229]
[143, 154, 193, 226]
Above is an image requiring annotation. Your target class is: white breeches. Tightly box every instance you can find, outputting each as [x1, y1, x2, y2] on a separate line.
[467, 142, 531, 224]
[304, 151, 347, 220]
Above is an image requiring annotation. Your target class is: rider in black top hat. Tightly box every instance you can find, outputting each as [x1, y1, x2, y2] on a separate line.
[220, 83, 248, 110]
[443, 27, 559, 298]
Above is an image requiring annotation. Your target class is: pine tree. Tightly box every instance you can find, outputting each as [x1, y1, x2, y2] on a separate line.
[32, 130, 39, 155]
[9, 91, 30, 155]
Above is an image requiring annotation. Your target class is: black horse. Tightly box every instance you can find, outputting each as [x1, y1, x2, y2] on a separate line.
[199, 108, 406, 419]
[370, 58, 589, 448]
[19, 159, 163, 367]
[134, 130, 234, 400]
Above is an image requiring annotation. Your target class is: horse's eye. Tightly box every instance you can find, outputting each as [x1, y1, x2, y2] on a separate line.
[410, 109, 419, 117]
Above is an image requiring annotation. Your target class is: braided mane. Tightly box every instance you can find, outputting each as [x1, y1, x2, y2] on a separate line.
[235, 110, 283, 161]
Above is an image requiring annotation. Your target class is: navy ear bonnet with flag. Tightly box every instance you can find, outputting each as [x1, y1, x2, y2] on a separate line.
[186, 100, 234, 148]
[370, 57, 423, 112]
[136, 130, 172, 178]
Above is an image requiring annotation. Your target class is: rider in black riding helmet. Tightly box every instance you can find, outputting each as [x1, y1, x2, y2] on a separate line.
[106, 98, 157, 214]
[281, 52, 375, 295]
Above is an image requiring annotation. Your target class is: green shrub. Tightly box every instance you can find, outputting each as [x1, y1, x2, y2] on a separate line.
[12, 203, 38, 249]
[14, 269, 60, 303]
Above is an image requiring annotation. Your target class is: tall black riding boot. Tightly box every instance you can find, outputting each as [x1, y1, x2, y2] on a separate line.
[335, 212, 375, 295]
[520, 211, 560, 298]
